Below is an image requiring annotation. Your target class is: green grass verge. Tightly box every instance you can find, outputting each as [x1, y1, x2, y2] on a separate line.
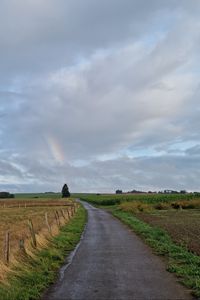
[0, 205, 87, 300]
[111, 208, 200, 298]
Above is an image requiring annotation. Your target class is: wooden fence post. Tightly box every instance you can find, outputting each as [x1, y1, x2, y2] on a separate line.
[61, 209, 66, 220]
[71, 206, 74, 216]
[54, 211, 61, 227]
[74, 203, 77, 212]
[45, 212, 52, 234]
[70, 206, 73, 217]
[66, 208, 70, 219]
[28, 219, 37, 248]
[19, 239, 26, 255]
[4, 231, 10, 264]
[57, 210, 61, 227]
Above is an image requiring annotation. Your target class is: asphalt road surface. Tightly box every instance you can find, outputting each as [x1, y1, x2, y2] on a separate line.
[43, 201, 193, 300]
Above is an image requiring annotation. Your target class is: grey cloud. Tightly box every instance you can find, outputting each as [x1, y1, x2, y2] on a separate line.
[0, 1, 200, 192]
[185, 145, 200, 156]
[3, 153, 199, 193]
[0, 160, 24, 177]
[0, 0, 199, 80]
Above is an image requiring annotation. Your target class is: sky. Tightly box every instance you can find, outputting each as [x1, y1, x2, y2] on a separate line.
[0, 0, 200, 193]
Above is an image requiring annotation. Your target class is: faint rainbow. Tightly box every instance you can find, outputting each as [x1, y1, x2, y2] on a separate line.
[46, 135, 65, 163]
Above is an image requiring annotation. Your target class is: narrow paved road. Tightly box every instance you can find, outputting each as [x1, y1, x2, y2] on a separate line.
[43, 201, 193, 300]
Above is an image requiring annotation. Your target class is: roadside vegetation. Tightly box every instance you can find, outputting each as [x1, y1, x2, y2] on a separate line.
[81, 193, 200, 297]
[0, 196, 87, 300]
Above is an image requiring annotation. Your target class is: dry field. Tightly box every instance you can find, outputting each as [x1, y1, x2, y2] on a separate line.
[0, 198, 77, 281]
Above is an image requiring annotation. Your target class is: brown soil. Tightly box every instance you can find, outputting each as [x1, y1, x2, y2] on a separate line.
[137, 209, 200, 255]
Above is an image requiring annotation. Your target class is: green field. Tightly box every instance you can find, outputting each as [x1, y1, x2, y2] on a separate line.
[15, 193, 61, 199]
[79, 192, 200, 206]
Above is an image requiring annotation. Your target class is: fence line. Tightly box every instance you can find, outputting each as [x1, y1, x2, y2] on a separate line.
[4, 231, 10, 264]
[1, 202, 79, 266]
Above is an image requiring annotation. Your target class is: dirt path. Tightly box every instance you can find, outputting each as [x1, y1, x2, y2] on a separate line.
[43, 201, 193, 300]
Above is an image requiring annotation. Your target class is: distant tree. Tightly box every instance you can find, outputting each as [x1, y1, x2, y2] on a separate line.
[116, 189, 122, 194]
[62, 184, 70, 198]
[180, 190, 187, 194]
[0, 192, 15, 199]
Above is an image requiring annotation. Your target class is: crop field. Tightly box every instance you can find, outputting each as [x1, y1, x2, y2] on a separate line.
[79, 194, 200, 206]
[0, 197, 77, 282]
[79, 192, 200, 206]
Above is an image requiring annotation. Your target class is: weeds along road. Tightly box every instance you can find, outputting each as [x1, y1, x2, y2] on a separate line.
[43, 201, 193, 300]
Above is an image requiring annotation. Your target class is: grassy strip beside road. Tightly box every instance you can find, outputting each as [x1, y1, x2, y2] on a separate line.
[111, 208, 200, 298]
[0, 205, 87, 300]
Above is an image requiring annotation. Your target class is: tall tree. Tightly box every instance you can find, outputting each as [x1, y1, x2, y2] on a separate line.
[62, 184, 70, 198]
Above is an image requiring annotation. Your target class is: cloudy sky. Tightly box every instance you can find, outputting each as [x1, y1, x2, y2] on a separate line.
[0, 0, 200, 193]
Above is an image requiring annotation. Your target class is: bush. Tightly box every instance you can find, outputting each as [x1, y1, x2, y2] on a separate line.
[171, 202, 180, 209]
[154, 203, 169, 210]
[171, 200, 200, 210]
[0, 192, 15, 199]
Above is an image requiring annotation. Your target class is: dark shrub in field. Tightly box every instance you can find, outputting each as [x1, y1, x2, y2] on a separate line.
[178, 201, 197, 209]
[154, 203, 169, 210]
[101, 199, 121, 205]
[81, 196, 121, 206]
[181, 203, 195, 209]
[90, 199, 121, 205]
[171, 200, 200, 209]
[0, 192, 15, 198]
[171, 202, 180, 209]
